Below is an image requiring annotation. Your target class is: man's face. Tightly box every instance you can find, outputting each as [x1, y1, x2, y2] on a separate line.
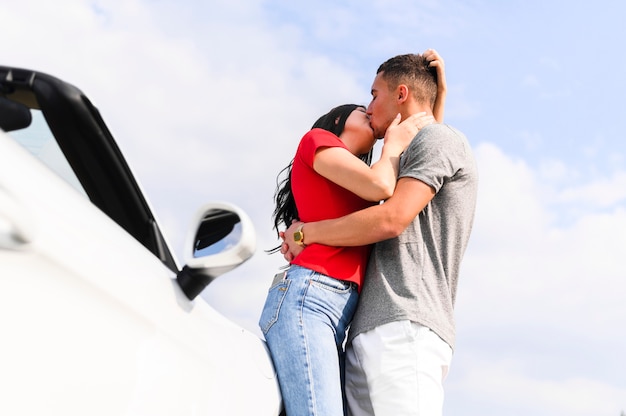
[366, 72, 399, 139]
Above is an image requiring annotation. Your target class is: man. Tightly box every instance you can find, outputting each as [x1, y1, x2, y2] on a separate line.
[283, 51, 478, 415]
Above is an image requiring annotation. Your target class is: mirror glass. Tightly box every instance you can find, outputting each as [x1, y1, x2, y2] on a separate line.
[193, 209, 242, 258]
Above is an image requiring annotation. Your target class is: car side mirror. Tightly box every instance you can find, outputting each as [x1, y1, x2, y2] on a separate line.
[176, 202, 256, 300]
[0, 97, 32, 132]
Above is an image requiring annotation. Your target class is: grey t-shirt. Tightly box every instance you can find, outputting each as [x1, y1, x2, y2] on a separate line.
[348, 123, 478, 349]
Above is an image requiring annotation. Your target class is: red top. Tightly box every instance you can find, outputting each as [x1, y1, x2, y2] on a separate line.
[291, 128, 374, 289]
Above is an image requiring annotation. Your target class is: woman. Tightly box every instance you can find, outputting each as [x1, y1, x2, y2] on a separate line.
[258, 110, 429, 413]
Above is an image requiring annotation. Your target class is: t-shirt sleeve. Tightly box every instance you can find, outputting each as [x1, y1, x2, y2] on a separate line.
[399, 124, 467, 193]
[297, 128, 346, 167]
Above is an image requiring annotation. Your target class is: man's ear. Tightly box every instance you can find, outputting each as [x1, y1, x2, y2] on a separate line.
[397, 85, 409, 103]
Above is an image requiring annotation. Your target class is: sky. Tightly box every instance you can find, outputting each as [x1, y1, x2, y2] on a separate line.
[3, 0, 626, 414]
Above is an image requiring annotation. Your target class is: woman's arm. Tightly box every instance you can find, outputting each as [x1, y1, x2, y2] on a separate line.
[313, 112, 432, 202]
[424, 48, 446, 123]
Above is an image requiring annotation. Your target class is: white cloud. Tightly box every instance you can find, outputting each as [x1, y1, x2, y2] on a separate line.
[453, 143, 626, 412]
[522, 74, 540, 87]
[556, 171, 626, 208]
[1, 0, 365, 333]
[461, 143, 626, 328]
[448, 356, 626, 415]
[447, 142, 626, 414]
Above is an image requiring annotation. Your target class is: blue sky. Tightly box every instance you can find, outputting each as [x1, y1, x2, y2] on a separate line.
[3, 0, 625, 414]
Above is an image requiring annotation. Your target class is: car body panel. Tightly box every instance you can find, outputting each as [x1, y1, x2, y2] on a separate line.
[0, 67, 282, 415]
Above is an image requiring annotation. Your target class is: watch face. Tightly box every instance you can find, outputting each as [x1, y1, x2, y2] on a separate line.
[294, 231, 303, 242]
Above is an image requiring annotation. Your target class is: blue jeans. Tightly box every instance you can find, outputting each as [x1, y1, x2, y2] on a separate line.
[259, 265, 359, 416]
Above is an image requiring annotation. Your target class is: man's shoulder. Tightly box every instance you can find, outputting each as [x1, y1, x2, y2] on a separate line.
[402, 122, 476, 180]
[420, 122, 465, 139]
[410, 123, 468, 151]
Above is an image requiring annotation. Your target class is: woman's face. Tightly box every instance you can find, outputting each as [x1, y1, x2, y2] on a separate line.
[340, 107, 376, 155]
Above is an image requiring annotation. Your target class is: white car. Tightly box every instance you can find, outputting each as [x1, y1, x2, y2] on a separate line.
[0, 67, 283, 415]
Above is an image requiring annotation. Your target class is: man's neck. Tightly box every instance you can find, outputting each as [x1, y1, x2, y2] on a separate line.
[402, 102, 432, 120]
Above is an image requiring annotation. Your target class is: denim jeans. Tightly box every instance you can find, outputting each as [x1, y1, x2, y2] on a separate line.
[259, 265, 359, 416]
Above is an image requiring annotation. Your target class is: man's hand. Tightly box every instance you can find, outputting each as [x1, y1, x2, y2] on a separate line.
[280, 221, 305, 262]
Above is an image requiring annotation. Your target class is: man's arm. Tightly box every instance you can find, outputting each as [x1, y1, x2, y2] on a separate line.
[284, 176, 435, 253]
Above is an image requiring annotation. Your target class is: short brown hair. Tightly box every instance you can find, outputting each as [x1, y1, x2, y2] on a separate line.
[377, 54, 438, 107]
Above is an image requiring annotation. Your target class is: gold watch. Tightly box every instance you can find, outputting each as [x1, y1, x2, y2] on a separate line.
[293, 224, 306, 247]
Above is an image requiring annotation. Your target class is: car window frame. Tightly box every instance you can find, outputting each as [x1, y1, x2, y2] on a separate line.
[0, 66, 178, 272]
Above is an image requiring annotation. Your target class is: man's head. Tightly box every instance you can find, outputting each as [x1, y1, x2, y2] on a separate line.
[367, 53, 438, 138]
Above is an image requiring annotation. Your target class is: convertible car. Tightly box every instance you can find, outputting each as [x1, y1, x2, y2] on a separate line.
[0, 66, 282, 415]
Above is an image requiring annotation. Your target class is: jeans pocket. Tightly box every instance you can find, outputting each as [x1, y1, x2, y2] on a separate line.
[258, 279, 290, 335]
[310, 273, 355, 294]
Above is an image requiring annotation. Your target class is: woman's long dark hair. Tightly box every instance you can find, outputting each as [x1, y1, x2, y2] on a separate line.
[268, 104, 373, 252]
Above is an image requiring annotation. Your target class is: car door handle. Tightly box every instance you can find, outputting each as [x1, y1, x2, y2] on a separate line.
[0, 187, 34, 249]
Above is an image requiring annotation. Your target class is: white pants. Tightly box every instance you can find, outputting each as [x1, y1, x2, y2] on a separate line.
[345, 320, 453, 416]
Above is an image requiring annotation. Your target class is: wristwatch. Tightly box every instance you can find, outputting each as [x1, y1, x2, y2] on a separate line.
[293, 224, 306, 247]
